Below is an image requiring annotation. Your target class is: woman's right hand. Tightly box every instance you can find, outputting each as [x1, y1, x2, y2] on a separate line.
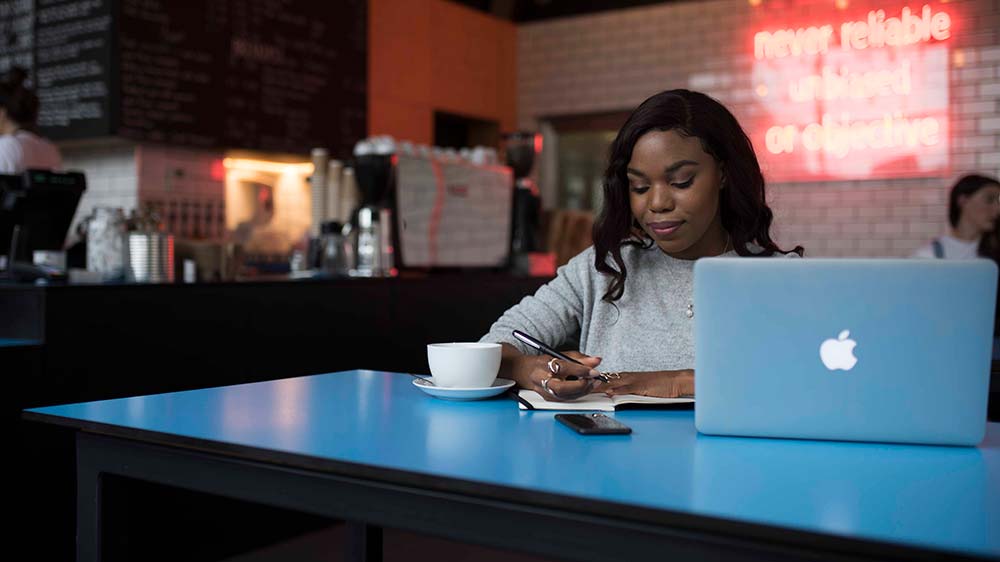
[530, 351, 603, 401]
[500, 344, 603, 401]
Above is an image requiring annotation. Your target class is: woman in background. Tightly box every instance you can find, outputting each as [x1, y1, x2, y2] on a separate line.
[912, 174, 1000, 260]
[912, 174, 1000, 341]
[480, 89, 802, 401]
[0, 67, 62, 174]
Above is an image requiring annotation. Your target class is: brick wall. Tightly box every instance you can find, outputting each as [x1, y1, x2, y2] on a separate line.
[137, 145, 226, 240]
[61, 142, 138, 241]
[60, 143, 228, 242]
[517, 0, 1000, 257]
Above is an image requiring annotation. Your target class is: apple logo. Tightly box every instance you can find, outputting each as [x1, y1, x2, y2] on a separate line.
[820, 330, 858, 371]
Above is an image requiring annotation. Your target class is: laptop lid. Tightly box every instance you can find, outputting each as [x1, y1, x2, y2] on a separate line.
[694, 258, 997, 446]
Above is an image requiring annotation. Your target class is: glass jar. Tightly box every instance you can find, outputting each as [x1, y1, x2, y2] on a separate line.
[320, 221, 353, 276]
[85, 207, 128, 282]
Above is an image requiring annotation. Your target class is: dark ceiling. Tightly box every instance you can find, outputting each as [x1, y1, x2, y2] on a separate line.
[449, 0, 678, 22]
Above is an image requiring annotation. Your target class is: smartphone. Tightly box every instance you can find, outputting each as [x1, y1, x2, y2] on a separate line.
[511, 330, 606, 382]
[556, 413, 632, 435]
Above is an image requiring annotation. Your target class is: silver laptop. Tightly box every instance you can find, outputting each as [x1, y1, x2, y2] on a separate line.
[694, 258, 997, 446]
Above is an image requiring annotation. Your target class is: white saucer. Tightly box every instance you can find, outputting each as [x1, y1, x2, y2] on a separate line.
[412, 377, 516, 401]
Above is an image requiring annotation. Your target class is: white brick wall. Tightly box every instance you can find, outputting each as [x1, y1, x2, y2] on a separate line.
[518, 0, 1000, 257]
[58, 142, 227, 243]
[137, 145, 226, 240]
[60, 141, 138, 241]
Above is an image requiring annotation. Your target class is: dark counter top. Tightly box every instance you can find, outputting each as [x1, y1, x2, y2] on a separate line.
[4, 274, 550, 407]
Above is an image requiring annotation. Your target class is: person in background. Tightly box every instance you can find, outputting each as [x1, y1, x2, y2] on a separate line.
[232, 184, 287, 255]
[0, 67, 62, 174]
[913, 174, 1000, 346]
[480, 89, 802, 401]
[912, 174, 1000, 260]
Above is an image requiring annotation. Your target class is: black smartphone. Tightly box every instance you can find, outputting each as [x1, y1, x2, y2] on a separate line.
[556, 413, 632, 435]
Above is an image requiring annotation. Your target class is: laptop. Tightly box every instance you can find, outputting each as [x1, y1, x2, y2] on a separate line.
[694, 258, 997, 446]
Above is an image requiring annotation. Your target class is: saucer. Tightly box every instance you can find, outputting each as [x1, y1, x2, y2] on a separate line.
[412, 377, 515, 401]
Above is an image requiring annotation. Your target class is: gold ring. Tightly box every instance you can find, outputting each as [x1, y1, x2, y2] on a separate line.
[547, 358, 561, 374]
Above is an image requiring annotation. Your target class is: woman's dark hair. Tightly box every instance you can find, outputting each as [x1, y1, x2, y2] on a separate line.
[593, 89, 802, 302]
[983, 218, 1000, 266]
[0, 67, 40, 128]
[948, 174, 999, 228]
[949, 174, 1000, 263]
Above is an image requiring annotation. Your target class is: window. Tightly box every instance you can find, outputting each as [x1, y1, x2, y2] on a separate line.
[541, 112, 628, 211]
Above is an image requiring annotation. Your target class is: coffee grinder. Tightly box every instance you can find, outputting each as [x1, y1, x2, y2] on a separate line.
[349, 137, 396, 277]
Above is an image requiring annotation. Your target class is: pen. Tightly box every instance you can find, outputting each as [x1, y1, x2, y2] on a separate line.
[511, 330, 610, 382]
[507, 388, 534, 410]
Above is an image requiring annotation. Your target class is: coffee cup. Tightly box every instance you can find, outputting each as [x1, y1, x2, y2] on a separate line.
[426, 342, 501, 388]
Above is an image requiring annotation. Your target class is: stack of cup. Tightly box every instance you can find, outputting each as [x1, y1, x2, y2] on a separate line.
[325, 159, 343, 226]
[308, 147, 358, 240]
[310, 148, 329, 238]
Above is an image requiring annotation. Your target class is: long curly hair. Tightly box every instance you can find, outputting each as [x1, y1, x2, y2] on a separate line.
[593, 89, 802, 302]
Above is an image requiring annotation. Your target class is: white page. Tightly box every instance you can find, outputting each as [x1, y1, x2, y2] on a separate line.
[517, 390, 693, 411]
[611, 394, 693, 407]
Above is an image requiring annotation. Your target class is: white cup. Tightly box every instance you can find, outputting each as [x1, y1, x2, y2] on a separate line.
[426, 343, 502, 388]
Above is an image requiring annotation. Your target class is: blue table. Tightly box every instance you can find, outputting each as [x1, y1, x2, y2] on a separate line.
[24, 370, 1000, 561]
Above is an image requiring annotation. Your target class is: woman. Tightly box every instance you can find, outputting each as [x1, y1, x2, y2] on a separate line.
[912, 174, 1000, 340]
[480, 89, 802, 401]
[0, 67, 62, 174]
[911, 175, 1000, 260]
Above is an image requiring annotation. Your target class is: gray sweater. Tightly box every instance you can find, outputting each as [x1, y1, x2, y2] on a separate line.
[481, 244, 784, 372]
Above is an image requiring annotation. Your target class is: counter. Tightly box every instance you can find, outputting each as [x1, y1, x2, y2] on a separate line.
[3, 275, 549, 408]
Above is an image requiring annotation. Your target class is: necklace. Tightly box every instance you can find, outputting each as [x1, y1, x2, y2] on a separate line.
[685, 235, 731, 319]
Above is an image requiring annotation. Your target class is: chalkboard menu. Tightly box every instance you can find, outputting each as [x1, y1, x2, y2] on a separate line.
[223, 0, 367, 156]
[33, 0, 114, 139]
[116, 0, 367, 157]
[0, 0, 35, 79]
[116, 1, 224, 148]
[17, 0, 366, 158]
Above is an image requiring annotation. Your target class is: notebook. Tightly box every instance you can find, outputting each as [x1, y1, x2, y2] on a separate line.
[694, 258, 997, 446]
[515, 389, 693, 411]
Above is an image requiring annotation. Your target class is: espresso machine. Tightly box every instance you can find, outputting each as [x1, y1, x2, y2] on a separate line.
[502, 132, 542, 272]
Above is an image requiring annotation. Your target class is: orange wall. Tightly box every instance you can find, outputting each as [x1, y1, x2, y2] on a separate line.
[369, 0, 517, 144]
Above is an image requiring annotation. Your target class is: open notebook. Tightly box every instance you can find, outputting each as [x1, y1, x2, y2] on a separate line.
[516, 389, 694, 411]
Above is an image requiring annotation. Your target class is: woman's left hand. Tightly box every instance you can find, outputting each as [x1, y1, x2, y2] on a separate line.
[600, 369, 694, 398]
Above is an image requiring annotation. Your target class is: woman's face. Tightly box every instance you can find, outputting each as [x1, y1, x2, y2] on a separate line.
[959, 183, 1000, 234]
[627, 129, 726, 259]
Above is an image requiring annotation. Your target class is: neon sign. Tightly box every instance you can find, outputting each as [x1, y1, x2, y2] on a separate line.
[755, 6, 950, 58]
[750, 3, 952, 182]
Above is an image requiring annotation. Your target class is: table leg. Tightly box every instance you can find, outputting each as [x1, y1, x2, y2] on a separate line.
[76, 438, 101, 562]
[347, 521, 383, 562]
